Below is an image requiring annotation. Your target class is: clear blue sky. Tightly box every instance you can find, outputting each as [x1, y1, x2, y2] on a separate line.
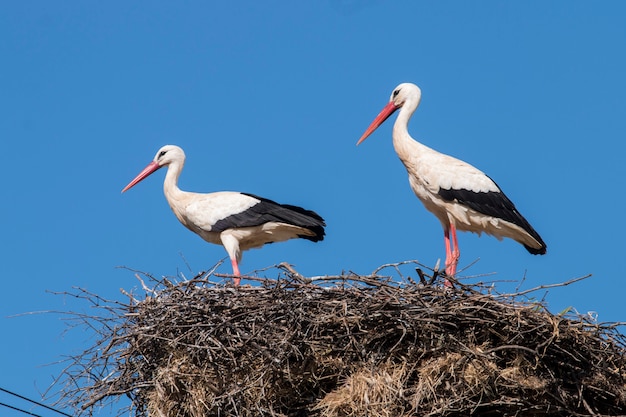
[2, 2, 625, 415]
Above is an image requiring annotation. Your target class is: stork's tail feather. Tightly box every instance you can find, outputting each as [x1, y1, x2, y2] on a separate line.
[242, 193, 326, 241]
[280, 203, 326, 242]
[525, 244, 547, 255]
[297, 224, 325, 242]
[523, 230, 547, 255]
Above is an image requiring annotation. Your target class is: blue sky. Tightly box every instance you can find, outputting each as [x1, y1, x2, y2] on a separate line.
[2, 2, 625, 415]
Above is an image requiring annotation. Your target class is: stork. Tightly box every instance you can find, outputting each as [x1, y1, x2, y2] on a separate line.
[357, 83, 546, 284]
[122, 145, 325, 286]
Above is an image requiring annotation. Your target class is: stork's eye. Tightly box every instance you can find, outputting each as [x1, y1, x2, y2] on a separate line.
[158, 150, 168, 158]
[392, 89, 400, 98]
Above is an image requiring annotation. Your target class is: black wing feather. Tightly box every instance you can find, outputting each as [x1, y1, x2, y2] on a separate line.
[438, 179, 546, 255]
[212, 193, 326, 242]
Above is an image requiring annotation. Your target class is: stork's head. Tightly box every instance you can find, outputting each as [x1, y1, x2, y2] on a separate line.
[357, 82, 422, 145]
[122, 145, 186, 193]
[389, 83, 422, 109]
[152, 144, 186, 167]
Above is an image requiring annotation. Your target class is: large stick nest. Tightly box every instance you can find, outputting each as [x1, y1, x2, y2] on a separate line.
[53, 262, 626, 416]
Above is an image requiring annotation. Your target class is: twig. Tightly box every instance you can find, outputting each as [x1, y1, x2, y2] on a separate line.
[500, 274, 593, 298]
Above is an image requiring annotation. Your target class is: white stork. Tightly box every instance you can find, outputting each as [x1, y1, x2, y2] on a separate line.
[357, 83, 546, 283]
[122, 145, 325, 286]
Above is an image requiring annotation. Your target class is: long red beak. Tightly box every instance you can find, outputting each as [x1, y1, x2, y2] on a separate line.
[356, 101, 399, 145]
[121, 161, 161, 193]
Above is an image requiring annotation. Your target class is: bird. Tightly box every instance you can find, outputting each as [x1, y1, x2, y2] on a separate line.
[122, 145, 325, 286]
[357, 83, 546, 284]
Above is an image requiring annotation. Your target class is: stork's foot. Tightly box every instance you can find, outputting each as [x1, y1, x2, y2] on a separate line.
[443, 268, 455, 289]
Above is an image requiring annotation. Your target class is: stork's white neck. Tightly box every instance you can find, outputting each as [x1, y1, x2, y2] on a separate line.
[392, 98, 428, 160]
[393, 105, 412, 141]
[163, 160, 186, 204]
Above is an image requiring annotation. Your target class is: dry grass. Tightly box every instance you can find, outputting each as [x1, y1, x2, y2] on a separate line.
[52, 261, 626, 416]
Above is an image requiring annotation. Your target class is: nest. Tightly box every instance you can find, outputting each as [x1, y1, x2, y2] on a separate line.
[53, 262, 626, 416]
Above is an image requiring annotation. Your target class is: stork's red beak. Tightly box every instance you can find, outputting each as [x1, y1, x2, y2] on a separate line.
[122, 161, 161, 193]
[357, 101, 399, 145]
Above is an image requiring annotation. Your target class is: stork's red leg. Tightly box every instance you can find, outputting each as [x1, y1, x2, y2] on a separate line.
[446, 224, 461, 276]
[230, 258, 241, 287]
[444, 228, 452, 265]
[443, 228, 453, 287]
[443, 224, 460, 287]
